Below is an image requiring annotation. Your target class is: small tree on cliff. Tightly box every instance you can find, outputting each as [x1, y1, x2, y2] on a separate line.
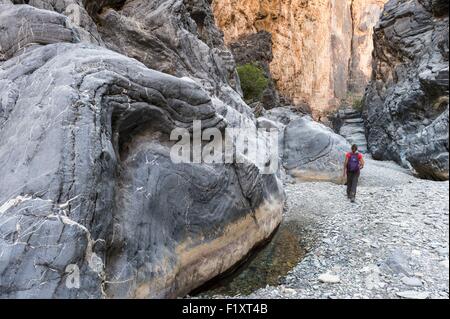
[237, 63, 269, 104]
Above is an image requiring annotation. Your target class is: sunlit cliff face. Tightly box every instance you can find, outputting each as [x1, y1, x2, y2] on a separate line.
[212, 0, 387, 115]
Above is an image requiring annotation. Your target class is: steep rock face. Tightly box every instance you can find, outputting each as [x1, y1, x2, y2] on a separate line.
[94, 0, 248, 116]
[229, 31, 284, 110]
[0, 2, 284, 298]
[348, 0, 386, 93]
[212, 0, 387, 115]
[363, 0, 449, 180]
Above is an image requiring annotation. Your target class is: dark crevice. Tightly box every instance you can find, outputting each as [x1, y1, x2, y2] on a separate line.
[83, 0, 127, 18]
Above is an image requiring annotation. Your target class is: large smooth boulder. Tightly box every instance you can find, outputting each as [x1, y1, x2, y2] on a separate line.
[0, 3, 284, 298]
[363, 0, 449, 180]
[283, 117, 350, 184]
[262, 107, 351, 184]
[406, 108, 449, 180]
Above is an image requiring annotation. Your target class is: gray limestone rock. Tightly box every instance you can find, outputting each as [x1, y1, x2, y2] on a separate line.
[262, 107, 351, 184]
[283, 116, 350, 184]
[0, 2, 284, 298]
[363, 0, 449, 180]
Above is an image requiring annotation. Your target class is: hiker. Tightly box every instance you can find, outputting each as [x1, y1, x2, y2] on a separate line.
[343, 144, 365, 203]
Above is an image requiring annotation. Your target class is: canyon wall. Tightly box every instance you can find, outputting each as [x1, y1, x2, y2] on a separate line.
[0, 0, 285, 298]
[363, 0, 449, 181]
[212, 0, 387, 115]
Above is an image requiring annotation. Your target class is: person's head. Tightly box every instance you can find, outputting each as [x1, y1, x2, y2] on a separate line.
[351, 144, 358, 153]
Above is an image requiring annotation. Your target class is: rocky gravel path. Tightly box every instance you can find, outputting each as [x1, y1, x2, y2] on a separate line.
[245, 159, 449, 299]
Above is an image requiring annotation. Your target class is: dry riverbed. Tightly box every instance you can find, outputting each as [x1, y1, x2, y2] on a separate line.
[203, 159, 449, 299]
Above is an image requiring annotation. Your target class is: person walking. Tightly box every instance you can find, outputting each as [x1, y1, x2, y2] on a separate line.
[343, 144, 365, 203]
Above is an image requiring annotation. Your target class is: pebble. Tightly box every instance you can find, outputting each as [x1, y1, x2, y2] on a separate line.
[396, 291, 430, 299]
[280, 287, 297, 295]
[411, 250, 421, 257]
[401, 277, 423, 287]
[439, 259, 449, 270]
[384, 249, 412, 275]
[436, 247, 449, 256]
[318, 273, 341, 284]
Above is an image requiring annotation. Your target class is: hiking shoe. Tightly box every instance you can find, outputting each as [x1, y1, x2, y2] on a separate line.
[351, 198, 356, 203]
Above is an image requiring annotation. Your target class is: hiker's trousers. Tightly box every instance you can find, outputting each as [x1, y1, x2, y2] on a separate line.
[347, 171, 360, 199]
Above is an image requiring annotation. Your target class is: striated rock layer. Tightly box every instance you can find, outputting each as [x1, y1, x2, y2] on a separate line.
[363, 0, 449, 180]
[212, 0, 387, 115]
[0, 1, 284, 298]
[260, 107, 351, 184]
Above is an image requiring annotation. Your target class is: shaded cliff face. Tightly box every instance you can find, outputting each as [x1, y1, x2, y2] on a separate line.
[229, 31, 286, 110]
[0, 1, 285, 298]
[212, 0, 386, 115]
[348, 0, 387, 93]
[364, 0, 449, 181]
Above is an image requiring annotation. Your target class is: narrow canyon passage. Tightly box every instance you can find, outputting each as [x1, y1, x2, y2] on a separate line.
[198, 158, 449, 299]
[0, 0, 448, 300]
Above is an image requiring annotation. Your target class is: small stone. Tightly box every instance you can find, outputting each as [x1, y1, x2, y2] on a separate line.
[281, 287, 297, 295]
[411, 250, 421, 257]
[361, 266, 371, 273]
[396, 291, 430, 299]
[318, 273, 341, 284]
[429, 242, 441, 249]
[384, 249, 412, 275]
[401, 277, 423, 287]
[439, 259, 449, 270]
[436, 247, 449, 256]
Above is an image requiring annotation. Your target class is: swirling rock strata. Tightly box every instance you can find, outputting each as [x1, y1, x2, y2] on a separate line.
[261, 107, 350, 184]
[0, 2, 284, 298]
[363, 0, 449, 180]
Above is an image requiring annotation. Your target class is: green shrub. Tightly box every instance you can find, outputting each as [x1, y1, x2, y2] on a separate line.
[341, 93, 365, 112]
[352, 97, 364, 112]
[237, 63, 269, 103]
